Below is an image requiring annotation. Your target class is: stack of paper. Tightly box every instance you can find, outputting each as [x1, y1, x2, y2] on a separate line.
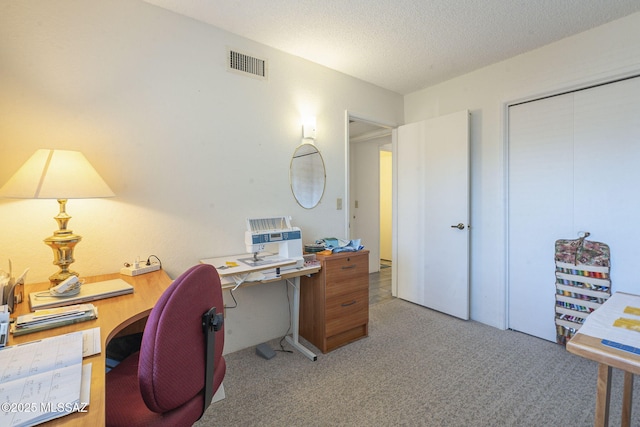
[12, 304, 98, 336]
[0, 331, 84, 426]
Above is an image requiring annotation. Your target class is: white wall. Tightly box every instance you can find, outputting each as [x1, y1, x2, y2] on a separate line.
[0, 0, 403, 353]
[404, 12, 640, 329]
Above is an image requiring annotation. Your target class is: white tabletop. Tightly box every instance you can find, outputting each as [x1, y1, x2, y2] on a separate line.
[200, 253, 318, 289]
[200, 252, 296, 276]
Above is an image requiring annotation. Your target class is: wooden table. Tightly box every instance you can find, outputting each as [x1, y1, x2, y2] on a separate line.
[567, 292, 640, 427]
[11, 269, 173, 426]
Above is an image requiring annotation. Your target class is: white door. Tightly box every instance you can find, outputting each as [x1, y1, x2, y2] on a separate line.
[396, 110, 470, 320]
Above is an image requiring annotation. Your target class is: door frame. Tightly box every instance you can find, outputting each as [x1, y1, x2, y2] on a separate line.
[344, 111, 396, 274]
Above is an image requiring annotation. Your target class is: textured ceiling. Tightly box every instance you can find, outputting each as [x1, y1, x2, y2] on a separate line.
[142, 0, 640, 95]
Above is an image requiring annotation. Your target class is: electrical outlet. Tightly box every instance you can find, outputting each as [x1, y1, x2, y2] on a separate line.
[120, 262, 161, 276]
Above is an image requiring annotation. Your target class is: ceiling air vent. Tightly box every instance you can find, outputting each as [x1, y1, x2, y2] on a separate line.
[227, 49, 268, 80]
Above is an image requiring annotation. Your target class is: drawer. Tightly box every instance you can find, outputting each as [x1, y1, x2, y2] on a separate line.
[325, 254, 369, 299]
[326, 274, 368, 299]
[325, 290, 368, 336]
[325, 254, 368, 282]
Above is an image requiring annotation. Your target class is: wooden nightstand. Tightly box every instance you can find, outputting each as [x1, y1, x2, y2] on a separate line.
[300, 250, 369, 353]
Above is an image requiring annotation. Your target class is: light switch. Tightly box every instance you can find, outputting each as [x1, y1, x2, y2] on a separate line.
[337, 198, 342, 210]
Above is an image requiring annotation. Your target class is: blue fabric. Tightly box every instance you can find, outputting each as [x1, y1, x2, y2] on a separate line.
[316, 238, 364, 253]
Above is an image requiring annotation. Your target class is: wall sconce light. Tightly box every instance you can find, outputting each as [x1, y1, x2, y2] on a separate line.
[0, 149, 115, 286]
[302, 116, 317, 141]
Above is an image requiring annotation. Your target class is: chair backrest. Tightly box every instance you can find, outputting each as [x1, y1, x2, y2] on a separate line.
[137, 264, 224, 413]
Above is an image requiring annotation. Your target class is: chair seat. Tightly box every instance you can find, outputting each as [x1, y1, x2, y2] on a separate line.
[106, 351, 226, 427]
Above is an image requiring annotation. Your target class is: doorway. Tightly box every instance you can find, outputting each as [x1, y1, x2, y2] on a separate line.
[346, 112, 394, 285]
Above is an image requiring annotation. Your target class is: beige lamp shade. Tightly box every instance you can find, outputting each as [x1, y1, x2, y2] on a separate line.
[0, 149, 114, 199]
[0, 149, 115, 285]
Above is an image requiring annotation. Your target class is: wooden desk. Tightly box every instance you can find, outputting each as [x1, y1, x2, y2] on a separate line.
[567, 292, 640, 427]
[11, 270, 173, 426]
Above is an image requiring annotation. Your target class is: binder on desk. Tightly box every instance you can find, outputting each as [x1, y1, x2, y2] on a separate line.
[12, 303, 98, 336]
[29, 279, 133, 311]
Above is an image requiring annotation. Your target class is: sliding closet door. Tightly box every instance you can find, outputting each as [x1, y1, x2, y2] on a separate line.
[508, 76, 640, 341]
[572, 79, 640, 298]
[508, 95, 574, 341]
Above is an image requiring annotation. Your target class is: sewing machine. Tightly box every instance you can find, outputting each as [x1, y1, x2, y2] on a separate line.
[242, 216, 304, 269]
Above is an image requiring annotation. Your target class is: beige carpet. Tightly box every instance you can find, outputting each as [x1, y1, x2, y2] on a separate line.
[195, 298, 640, 426]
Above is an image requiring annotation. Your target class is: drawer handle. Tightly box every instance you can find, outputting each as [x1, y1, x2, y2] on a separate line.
[341, 265, 356, 270]
[341, 300, 357, 307]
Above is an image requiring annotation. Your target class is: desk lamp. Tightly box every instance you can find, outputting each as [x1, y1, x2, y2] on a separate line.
[0, 149, 114, 287]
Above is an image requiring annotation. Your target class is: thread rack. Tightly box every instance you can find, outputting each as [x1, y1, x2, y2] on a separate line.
[554, 235, 611, 345]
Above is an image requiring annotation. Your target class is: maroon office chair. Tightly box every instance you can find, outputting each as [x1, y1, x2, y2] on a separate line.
[106, 264, 225, 427]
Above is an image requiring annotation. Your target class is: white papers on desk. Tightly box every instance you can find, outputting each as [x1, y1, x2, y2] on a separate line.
[82, 327, 101, 358]
[80, 364, 92, 408]
[0, 331, 83, 427]
[577, 292, 640, 348]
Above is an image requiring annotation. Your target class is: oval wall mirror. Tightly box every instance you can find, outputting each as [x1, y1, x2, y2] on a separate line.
[290, 143, 326, 209]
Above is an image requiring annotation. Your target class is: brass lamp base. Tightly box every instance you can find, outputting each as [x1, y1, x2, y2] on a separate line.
[44, 199, 82, 287]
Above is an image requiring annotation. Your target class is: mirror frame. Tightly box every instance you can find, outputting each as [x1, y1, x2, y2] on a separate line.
[289, 143, 326, 209]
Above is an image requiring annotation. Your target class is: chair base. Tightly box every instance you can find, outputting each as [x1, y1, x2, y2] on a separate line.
[211, 383, 225, 403]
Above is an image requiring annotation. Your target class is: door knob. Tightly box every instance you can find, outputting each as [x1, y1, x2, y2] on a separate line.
[450, 223, 465, 230]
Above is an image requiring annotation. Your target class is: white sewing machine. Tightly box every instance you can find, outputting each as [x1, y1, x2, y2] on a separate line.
[242, 216, 304, 269]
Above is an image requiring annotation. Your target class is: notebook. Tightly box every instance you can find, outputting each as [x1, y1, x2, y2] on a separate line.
[29, 279, 134, 310]
[0, 331, 83, 426]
